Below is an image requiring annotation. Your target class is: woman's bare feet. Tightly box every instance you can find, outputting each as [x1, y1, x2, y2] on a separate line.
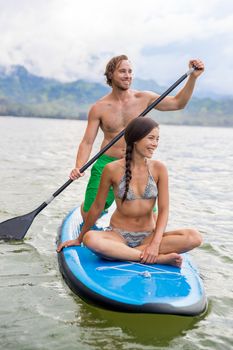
[156, 253, 183, 267]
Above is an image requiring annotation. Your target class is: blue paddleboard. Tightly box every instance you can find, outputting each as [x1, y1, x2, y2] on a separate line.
[57, 206, 207, 315]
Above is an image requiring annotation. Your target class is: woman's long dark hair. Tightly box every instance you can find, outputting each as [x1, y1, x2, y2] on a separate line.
[121, 117, 159, 202]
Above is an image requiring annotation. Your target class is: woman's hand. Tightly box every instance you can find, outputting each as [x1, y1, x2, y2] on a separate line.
[56, 238, 82, 252]
[140, 242, 160, 264]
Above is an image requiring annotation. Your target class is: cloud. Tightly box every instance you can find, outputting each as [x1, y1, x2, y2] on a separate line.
[0, 0, 232, 94]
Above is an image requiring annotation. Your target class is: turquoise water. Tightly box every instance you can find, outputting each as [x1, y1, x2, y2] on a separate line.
[0, 116, 232, 349]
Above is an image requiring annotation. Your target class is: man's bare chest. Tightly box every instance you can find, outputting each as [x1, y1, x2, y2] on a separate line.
[100, 101, 148, 133]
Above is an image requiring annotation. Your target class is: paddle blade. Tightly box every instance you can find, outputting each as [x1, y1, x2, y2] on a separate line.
[0, 210, 37, 240]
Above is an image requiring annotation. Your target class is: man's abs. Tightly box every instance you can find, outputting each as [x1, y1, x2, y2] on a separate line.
[100, 136, 126, 159]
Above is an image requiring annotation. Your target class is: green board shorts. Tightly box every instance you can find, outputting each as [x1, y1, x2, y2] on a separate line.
[83, 154, 118, 212]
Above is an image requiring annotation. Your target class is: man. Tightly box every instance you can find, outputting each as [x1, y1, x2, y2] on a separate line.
[70, 54, 204, 219]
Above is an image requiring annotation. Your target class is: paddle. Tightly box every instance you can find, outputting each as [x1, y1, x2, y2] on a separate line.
[0, 67, 195, 240]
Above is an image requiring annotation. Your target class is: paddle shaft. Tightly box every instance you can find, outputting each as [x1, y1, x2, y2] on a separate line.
[36, 67, 195, 214]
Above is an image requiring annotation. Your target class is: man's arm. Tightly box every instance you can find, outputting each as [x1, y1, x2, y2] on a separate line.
[70, 104, 101, 179]
[148, 59, 204, 112]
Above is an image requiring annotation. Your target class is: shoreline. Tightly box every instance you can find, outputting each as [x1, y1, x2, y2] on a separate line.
[0, 114, 232, 128]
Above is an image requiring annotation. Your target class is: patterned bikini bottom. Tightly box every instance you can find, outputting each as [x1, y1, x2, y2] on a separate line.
[105, 226, 152, 248]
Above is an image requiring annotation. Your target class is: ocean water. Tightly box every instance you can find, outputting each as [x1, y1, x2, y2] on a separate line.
[0, 116, 232, 350]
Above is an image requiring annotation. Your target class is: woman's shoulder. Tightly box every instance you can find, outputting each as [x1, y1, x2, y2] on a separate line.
[148, 160, 168, 181]
[103, 159, 125, 175]
[149, 159, 167, 171]
[103, 159, 125, 184]
[105, 158, 124, 169]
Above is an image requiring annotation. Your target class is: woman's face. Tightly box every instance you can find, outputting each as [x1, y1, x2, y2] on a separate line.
[134, 127, 159, 158]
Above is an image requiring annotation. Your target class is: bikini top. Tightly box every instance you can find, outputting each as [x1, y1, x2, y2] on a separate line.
[117, 166, 158, 201]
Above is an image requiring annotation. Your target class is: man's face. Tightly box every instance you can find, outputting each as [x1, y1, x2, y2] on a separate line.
[111, 60, 133, 90]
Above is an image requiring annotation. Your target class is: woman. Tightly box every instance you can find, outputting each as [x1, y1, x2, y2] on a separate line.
[57, 117, 202, 266]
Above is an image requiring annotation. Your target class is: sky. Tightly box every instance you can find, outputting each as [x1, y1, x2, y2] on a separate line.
[0, 0, 233, 96]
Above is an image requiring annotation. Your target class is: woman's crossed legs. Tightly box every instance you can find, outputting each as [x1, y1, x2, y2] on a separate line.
[83, 227, 202, 267]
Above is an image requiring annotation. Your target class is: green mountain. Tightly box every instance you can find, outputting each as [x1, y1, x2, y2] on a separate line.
[0, 65, 232, 126]
[0, 65, 109, 118]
